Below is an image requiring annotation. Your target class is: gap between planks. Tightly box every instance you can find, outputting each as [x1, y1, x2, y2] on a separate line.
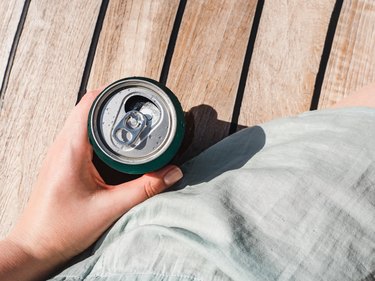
[238, 1, 338, 128]
[0, 0, 102, 239]
[319, 0, 375, 108]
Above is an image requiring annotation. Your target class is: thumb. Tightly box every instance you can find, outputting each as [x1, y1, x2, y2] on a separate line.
[102, 165, 183, 218]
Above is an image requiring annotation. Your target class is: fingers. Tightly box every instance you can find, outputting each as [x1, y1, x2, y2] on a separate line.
[58, 88, 105, 151]
[102, 165, 183, 218]
[68, 88, 103, 126]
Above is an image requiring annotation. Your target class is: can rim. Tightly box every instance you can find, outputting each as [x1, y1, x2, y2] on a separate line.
[90, 78, 177, 164]
[88, 77, 185, 174]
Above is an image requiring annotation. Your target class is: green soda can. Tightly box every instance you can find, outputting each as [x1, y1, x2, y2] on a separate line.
[88, 77, 185, 174]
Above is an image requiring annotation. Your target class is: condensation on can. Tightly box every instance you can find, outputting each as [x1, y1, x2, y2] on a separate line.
[88, 77, 185, 174]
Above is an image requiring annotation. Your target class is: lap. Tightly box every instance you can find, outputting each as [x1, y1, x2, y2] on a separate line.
[51, 106, 375, 281]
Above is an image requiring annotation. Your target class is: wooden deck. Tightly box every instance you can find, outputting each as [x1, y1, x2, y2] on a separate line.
[1, 0, 375, 238]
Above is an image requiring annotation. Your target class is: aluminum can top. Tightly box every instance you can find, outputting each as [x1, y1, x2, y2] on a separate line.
[89, 77, 183, 170]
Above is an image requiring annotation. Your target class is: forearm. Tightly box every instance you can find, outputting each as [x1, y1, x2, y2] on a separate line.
[0, 239, 60, 281]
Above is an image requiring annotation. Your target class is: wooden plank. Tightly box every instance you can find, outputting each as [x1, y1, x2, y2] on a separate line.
[167, 0, 257, 161]
[0, 0, 25, 88]
[85, 0, 179, 184]
[319, 0, 375, 108]
[238, 1, 336, 127]
[87, 0, 180, 89]
[0, 0, 101, 238]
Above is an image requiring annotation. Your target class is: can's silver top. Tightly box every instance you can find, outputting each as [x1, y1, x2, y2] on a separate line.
[90, 79, 177, 165]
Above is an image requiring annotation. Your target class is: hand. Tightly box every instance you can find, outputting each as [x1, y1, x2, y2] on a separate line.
[0, 89, 183, 280]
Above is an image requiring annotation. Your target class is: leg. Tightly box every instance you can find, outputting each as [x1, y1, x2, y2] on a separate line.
[330, 83, 375, 109]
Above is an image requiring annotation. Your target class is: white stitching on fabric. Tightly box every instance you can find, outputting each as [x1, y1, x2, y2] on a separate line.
[53, 271, 202, 281]
[88, 272, 202, 281]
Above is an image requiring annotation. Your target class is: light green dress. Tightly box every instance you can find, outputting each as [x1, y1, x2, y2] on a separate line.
[51, 108, 375, 281]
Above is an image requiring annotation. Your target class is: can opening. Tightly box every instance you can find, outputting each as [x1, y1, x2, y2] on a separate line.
[125, 95, 159, 121]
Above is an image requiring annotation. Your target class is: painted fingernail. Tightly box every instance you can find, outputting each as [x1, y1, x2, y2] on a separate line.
[164, 167, 183, 186]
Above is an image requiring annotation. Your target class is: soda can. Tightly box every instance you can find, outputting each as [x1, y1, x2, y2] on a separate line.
[88, 77, 185, 174]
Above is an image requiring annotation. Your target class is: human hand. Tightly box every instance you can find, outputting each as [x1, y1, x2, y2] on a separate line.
[0, 89, 183, 280]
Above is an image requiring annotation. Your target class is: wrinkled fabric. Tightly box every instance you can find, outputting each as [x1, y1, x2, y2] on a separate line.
[51, 107, 375, 281]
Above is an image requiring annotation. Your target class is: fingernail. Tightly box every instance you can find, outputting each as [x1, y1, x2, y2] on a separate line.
[164, 167, 183, 186]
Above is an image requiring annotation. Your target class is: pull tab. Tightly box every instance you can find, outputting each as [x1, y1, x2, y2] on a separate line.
[112, 110, 147, 146]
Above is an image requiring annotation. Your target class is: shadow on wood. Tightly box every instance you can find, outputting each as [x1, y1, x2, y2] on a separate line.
[94, 104, 248, 185]
[172, 104, 248, 166]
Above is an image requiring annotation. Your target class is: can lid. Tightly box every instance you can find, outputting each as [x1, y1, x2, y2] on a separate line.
[88, 77, 185, 174]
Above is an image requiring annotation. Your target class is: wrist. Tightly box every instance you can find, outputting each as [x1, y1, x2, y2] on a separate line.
[0, 237, 64, 281]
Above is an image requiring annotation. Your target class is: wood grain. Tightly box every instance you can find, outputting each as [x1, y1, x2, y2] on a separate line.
[0, 0, 101, 238]
[319, 0, 375, 108]
[85, 0, 179, 184]
[238, 1, 336, 127]
[166, 0, 257, 161]
[87, 0, 179, 90]
[0, 0, 24, 88]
